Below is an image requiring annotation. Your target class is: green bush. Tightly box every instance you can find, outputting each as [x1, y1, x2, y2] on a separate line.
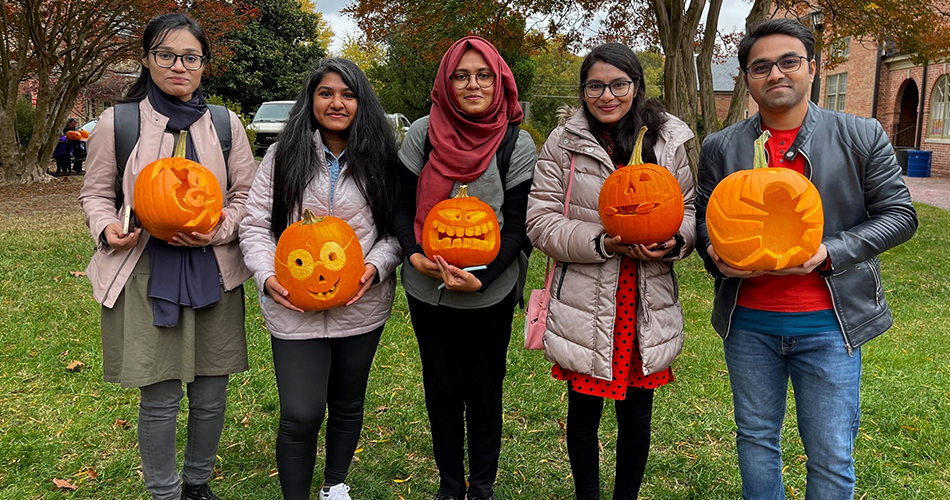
[520, 121, 545, 153]
[206, 94, 256, 151]
[15, 96, 35, 147]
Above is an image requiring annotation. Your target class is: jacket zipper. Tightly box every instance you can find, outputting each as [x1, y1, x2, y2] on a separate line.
[870, 260, 881, 306]
[554, 263, 570, 299]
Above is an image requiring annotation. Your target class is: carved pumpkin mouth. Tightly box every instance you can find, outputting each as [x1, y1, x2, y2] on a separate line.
[430, 221, 497, 252]
[307, 277, 341, 299]
[603, 203, 660, 216]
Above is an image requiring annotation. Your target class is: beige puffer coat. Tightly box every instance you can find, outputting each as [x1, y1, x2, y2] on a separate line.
[526, 109, 695, 379]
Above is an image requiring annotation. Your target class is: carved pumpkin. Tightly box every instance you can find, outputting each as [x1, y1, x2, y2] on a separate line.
[65, 131, 83, 141]
[422, 184, 500, 268]
[598, 126, 684, 245]
[133, 130, 223, 242]
[706, 130, 824, 270]
[274, 209, 364, 311]
[79, 130, 90, 139]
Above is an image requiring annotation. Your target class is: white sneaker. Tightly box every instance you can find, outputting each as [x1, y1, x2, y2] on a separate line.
[321, 483, 352, 500]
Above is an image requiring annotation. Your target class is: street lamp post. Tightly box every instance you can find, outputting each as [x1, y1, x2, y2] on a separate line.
[809, 10, 824, 104]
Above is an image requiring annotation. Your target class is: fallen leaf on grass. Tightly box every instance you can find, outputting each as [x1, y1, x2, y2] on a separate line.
[66, 360, 85, 372]
[69, 271, 86, 277]
[393, 473, 413, 483]
[53, 478, 78, 490]
[113, 418, 129, 429]
[75, 468, 97, 479]
[53, 276, 60, 283]
[240, 414, 250, 427]
[267, 469, 279, 477]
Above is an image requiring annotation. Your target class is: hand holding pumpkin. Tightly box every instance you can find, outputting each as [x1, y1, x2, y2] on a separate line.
[705, 245, 765, 278]
[763, 243, 828, 276]
[434, 255, 482, 292]
[169, 209, 225, 247]
[264, 275, 305, 313]
[344, 264, 378, 306]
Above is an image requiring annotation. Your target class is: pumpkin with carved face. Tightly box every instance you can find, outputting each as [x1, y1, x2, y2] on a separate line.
[422, 185, 500, 268]
[275, 210, 365, 311]
[598, 126, 684, 245]
[133, 131, 222, 242]
[65, 131, 84, 141]
[706, 130, 824, 270]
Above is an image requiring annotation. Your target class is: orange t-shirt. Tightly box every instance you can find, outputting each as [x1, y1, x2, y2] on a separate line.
[735, 126, 833, 313]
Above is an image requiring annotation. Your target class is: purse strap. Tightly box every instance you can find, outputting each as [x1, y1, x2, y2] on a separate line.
[542, 153, 578, 288]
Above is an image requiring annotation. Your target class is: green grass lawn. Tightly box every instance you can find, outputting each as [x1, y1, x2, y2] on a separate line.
[1, 204, 947, 499]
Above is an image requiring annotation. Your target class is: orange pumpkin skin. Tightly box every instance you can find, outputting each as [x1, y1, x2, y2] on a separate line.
[422, 186, 500, 268]
[274, 211, 364, 311]
[79, 130, 90, 139]
[65, 131, 83, 141]
[706, 167, 824, 270]
[598, 163, 684, 245]
[133, 157, 223, 242]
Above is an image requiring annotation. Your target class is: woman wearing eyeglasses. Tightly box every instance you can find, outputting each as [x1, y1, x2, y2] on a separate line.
[79, 13, 256, 500]
[526, 43, 695, 499]
[393, 36, 537, 500]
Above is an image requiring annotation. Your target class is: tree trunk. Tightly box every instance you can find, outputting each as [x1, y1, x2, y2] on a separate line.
[724, 0, 772, 127]
[697, 0, 724, 139]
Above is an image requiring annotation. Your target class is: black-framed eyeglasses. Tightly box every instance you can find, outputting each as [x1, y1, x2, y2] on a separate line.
[583, 79, 636, 99]
[450, 71, 495, 90]
[745, 55, 808, 79]
[150, 50, 206, 70]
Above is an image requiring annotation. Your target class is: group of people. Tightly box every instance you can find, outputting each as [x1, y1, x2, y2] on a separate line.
[79, 11, 917, 500]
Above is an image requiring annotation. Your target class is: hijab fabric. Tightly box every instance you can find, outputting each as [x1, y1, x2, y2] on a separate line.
[413, 36, 524, 241]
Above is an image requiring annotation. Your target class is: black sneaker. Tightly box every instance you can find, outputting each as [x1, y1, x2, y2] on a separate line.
[433, 490, 460, 500]
[467, 494, 497, 500]
[183, 483, 222, 500]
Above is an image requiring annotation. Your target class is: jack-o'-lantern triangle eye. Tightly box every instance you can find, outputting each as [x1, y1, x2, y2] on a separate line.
[640, 173, 651, 181]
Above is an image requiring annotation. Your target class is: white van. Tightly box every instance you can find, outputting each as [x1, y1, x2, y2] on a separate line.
[247, 101, 295, 156]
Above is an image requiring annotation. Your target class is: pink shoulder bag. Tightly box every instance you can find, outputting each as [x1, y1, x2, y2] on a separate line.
[524, 154, 577, 350]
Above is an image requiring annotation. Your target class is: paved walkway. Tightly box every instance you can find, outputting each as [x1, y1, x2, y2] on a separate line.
[903, 175, 950, 211]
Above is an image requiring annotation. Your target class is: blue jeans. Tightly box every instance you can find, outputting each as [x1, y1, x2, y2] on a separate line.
[724, 328, 862, 500]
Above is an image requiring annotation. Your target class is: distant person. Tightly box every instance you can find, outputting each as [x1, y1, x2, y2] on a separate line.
[526, 42, 695, 499]
[79, 12, 257, 500]
[240, 58, 401, 500]
[53, 118, 80, 176]
[695, 18, 918, 498]
[394, 36, 537, 500]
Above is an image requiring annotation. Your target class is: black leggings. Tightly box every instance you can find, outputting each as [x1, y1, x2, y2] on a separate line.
[566, 382, 654, 500]
[271, 326, 383, 500]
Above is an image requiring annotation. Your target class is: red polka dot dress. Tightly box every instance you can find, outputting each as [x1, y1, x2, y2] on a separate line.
[552, 256, 673, 400]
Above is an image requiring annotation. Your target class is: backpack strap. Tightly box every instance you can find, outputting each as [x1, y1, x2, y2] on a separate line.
[422, 123, 520, 186]
[111, 103, 233, 210]
[113, 102, 140, 210]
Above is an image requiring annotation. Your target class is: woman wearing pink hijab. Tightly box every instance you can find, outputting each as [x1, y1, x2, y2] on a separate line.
[393, 36, 537, 500]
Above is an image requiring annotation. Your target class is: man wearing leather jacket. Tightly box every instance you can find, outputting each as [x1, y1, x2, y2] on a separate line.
[695, 19, 918, 499]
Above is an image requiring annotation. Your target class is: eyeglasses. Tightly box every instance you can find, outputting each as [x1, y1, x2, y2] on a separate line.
[150, 50, 206, 70]
[745, 55, 808, 79]
[583, 79, 636, 99]
[451, 71, 495, 90]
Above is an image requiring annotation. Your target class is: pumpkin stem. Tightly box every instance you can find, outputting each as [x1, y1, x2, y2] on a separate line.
[627, 126, 648, 166]
[173, 130, 188, 159]
[753, 130, 772, 170]
[456, 184, 469, 198]
[301, 208, 323, 225]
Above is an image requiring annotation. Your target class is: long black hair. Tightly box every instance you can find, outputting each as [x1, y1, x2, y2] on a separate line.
[580, 43, 668, 165]
[122, 13, 210, 103]
[270, 58, 399, 239]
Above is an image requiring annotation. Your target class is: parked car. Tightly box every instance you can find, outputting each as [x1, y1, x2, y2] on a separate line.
[247, 101, 294, 156]
[79, 118, 98, 135]
[386, 113, 411, 146]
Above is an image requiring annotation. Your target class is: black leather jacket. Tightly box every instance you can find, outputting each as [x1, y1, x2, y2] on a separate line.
[696, 102, 918, 351]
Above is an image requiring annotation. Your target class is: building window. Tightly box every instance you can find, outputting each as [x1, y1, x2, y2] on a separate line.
[825, 73, 847, 111]
[930, 75, 950, 139]
[829, 37, 850, 60]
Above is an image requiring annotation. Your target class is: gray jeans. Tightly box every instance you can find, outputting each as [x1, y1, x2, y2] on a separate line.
[138, 376, 229, 500]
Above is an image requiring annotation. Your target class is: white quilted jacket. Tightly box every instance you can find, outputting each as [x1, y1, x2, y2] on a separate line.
[526, 110, 695, 378]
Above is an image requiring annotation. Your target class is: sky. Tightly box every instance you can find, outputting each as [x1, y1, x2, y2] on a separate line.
[317, 0, 752, 53]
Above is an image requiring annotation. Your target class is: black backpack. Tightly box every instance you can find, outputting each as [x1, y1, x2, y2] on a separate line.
[112, 102, 232, 210]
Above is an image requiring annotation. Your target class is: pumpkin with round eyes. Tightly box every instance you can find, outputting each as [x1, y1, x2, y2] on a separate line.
[598, 126, 684, 245]
[134, 130, 222, 242]
[65, 131, 84, 141]
[422, 185, 500, 268]
[706, 130, 823, 270]
[274, 209, 365, 311]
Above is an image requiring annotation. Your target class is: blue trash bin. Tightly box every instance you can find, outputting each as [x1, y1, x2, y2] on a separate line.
[907, 150, 932, 177]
